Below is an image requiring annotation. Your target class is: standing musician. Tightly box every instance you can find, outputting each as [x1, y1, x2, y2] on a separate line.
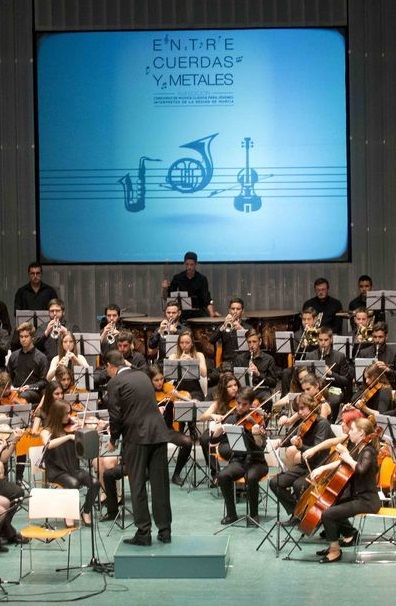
[212, 388, 268, 525]
[162, 251, 219, 320]
[7, 322, 48, 404]
[40, 399, 100, 527]
[149, 299, 186, 363]
[302, 278, 343, 334]
[360, 322, 396, 387]
[149, 365, 192, 487]
[305, 327, 353, 419]
[199, 372, 241, 482]
[14, 262, 57, 315]
[303, 417, 381, 563]
[209, 297, 252, 363]
[116, 331, 148, 373]
[46, 331, 89, 381]
[234, 329, 277, 403]
[269, 393, 334, 527]
[105, 351, 172, 546]
[34, 298, 69, 362]
[169, 330, 207, 400]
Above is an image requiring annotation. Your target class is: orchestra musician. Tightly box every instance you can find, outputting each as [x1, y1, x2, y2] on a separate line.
[0, 371, 28, 405]
[162, 251, 219, 320]
[199, 372, 241, 482]
[302, 278, 343, 334]
[348, 274, 384, 328]
[360, 322, 396, 387]
[34, 298, 69, 362]
[234, 329, 277, 402]
[32, 380, 65, 435]
[269, 393, 334, 527]
[347, 362, 394, 415]
[149, 299, 186, 363]
[169, 330, 207, 400]
[212, 388, 268, 525]
[304, 417, 381, 563]
[14, 262, 57, 315]
[40, 399, 100, 527]
[7, 322, 48, 404]
[116, 330, 148, 373]
[305, 326, 353, 420]
[105, 350, 172, 546]
[209, 297, 252, 363]
[54, 365, 79, 394]
[99, 304, 124, 356]
[0, 300, 11, 369]
[149, 365, 192, 487]
[46, 331, 89, 381]
[352, 307, 374, 357]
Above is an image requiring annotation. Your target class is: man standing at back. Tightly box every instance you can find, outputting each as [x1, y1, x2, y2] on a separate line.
[14, 262, 57, 313]
[105, 350, 172, 546]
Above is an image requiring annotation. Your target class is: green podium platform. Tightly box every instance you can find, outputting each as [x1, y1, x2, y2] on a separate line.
[114, 535, 230, 578]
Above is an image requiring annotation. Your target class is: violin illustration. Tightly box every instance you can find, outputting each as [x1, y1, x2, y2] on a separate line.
[234, 137, 262, 213]
[164, 133, 218, 194]
[119, 156, 161, 212]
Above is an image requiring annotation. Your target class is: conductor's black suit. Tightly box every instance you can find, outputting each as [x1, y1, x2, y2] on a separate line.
[107, 367, 172, 539]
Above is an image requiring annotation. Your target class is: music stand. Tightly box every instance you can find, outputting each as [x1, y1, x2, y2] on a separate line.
[275, 331, 294, 355]
[164, 335, 178, 357]
[236, 330, 249, 352]
[0, 404, 31, 429]
[163, 359, 200, 383]
[233, 366, 249, 388]
[295, 359, 327, 379]
[169, 291, 193, 312]
[366, 290, 396, 315]
[73, 366, 94, 391]
[354, 358, 376, 383]
[173, 400, 210, 489]
[65, 393, 99, 411]
[15, 310, 48, 330]
[333, 335, 352, 360]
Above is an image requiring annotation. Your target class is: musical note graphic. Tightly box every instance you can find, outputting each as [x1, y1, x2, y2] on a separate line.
[119, 156, 161, 212]
[163, 133, 218, 194]
[233, 137, 262, 213]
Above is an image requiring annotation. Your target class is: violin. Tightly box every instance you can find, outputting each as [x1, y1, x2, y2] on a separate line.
[155, 382, 191, 406]
[63, 415, 79, 433]
[235, 392, 279, 432]
[0, 389, 28, 406]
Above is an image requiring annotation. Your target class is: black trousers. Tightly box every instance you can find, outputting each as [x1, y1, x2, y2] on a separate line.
[0, 478, 24, 539]
[322, 495, 380, 542]
[50, 470, 100, 514]
[269, 463, 309, 516]
[217, 459, 268, 518]
[103, 464, 126, 515]
[125, 442, 172, 537]
[200, 429, 231, 478]
[168, 429, 192, 476]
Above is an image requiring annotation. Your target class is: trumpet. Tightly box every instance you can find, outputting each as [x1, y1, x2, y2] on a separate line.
[220, 313, 238, 333]
[162, 319, 176, 336]
[50, 319, 61, 340]
[106, 322, 117, 345]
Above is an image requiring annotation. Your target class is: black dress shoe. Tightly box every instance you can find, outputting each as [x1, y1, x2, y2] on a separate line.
[7, 533, 29, 545]
[157, 532, 171, 544]
[280, 516, 299, 528]
[171, 474, 184, 487]
[316, 547, 330, 556]
[319, 550, 342, 564]
[123, 534, 152, 546]
[100, 512, 117, 522]
[221, 515, 238, 525]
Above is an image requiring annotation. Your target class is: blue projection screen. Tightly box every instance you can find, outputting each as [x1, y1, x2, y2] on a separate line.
[36, 28, 348, 263]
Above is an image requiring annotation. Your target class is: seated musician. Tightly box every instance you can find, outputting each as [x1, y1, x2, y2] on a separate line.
[99, 304, 123, 357]
[7, 322, 48, 404]
[32, 380, 64, 435]
[303, 416, 381, 563]
[199, 372, 240, 482]
[54, 365, 78, 394]
[351, 307, 374, 357]
[281, 307, 320, 397]
[148, 365, 192, 487]
[0, 371, 28, 405]
[209, 297, 252, 364]
[0, 300, 11, 369]
[360, 322, 396, 387]
[162, 251, 219, 320]
[0, 495, 11, 553]
[168, 330, 207, 400]
[47, 331, 89, 381]
[276, 366, 309, 415]
[305, 327, 353, 419]
[347, 362, 394, 416]
[212, 388, 268, 525]
[116, 330, 147, 373]
[14, 262, 57, 315]
[40, 399, 100, 527]
[149, 299, 186, 363]
[302, 278, 343, 334]
[233, 329, 277, 403]
[0, 423, 29, 544]
[269, 393, 334, 527]
[348, 274, 384, 328]
[34, 298, 69, 362]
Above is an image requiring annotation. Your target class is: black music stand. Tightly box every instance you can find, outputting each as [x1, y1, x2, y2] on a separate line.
[354, 358, 376, 383]
[169, 291, 193, 312]
[74, 333, 101, 367]
[173, 400, 210, 489]
[366, 290, 396, 317]
[235, 329, 249, 352]
[275, 331, 294, 356]
[73, 365, 94, 391]
[333, 335, 352, 360]
[15, 310, 49, 330]
[233, 366, 250, 388]
[256, 440, 302, 557]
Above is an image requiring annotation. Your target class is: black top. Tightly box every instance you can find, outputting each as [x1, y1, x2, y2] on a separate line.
[283, 416, 334, 468]
[354, 385, 394, 414]
[216, 411, 266, 464]
[302, 295, 343, 334]
[124, 351, 148, 373]
[209, 320, 252, 362]
[360, 344, 396, 387]
[44, 439, 80, 481]
[350, 444, 381, 504]
[148, 322, 186, 360]
[34, 322, 68, 362]
[107, 367, 169, 446]
[7, 347, 48, 391]
[233, 349, 277, 390]
[14, 282, 57, 313]
[168, 270, 212, 319]
[305, 348, 353, 392]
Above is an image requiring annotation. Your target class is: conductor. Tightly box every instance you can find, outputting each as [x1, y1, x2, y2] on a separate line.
[105, 350, 172, 545]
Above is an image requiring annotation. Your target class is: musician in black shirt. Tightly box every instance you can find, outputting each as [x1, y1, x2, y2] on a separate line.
[303, 278, 343, 334]
[14, 262, 57, 314]
[210, 297, 252, 363]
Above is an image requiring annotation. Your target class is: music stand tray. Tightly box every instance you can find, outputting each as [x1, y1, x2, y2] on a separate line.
[354, 358, 376, 382]
[74, 333, 101, 356]
[164, 335, 178, 358]
[73, 366, 94, 391]
[64, 392, 98, 411]
[169, 292, 193, 311]
[366, 290, 396, 312]
[275, 331, 294, 354]
[163, 359, 200, 382]
[15, 310, 49, 329]
[222, 424, 247, 453]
